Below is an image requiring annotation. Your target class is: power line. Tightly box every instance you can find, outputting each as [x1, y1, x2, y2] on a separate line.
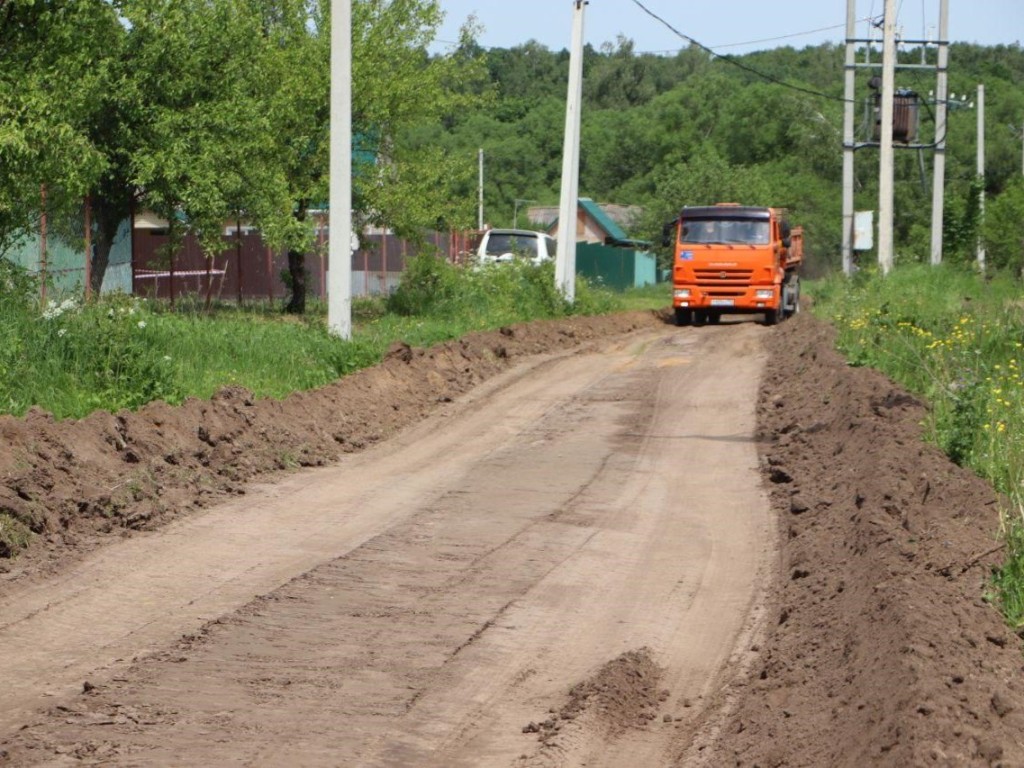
[436, 18, 865, 57]
[626, 0, 853, 104]
[708, 20, 862, 50]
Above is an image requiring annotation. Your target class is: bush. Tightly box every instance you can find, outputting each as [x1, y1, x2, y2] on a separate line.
[386, 253, 458, 316]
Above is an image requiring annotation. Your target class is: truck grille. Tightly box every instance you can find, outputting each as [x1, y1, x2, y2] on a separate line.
[694, 268, 755, 285]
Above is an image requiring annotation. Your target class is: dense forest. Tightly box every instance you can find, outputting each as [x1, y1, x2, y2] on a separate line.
[419, 35, 1024, 274]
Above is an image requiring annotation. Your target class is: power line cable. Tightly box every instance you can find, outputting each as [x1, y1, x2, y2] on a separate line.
[626, 0, 853, 104]
[706, 20, 862, 50]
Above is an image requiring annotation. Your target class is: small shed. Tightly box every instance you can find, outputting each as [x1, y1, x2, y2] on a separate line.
[543, 198, 656, 291]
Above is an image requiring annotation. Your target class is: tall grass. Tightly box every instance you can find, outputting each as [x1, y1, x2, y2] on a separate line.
[0, 256, 657, 421]
[812, 264, 1024, 626]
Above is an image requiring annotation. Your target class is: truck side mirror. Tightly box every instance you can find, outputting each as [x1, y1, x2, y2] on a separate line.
[661, 222, 675, 248]
[782, 237, 792, 249]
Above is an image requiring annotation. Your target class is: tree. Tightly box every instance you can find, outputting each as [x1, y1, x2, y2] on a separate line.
[125, 0, 293, 278]
[984, 176, 1024, 273]
[0, 0, 110, 256]
[258, 0, 489, 313]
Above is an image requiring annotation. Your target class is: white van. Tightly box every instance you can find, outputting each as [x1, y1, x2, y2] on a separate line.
[476, 229, 557, 266]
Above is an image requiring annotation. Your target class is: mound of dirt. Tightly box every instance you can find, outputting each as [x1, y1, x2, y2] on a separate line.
[523, 649, 668, 744]
[0, 312, 661, 586]
[698, 312, 1024, 767]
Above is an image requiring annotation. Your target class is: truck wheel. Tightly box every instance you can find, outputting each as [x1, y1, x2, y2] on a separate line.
[764, 309, 779, 326]
[674, 308, 693, 326]
[708, 312, 721, 324]
[694, 310, 708, 326]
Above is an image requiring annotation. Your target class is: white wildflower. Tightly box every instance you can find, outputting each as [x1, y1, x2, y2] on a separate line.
[137, 320, 147, 329]
[42, 298, 79, 320]
[57, 328, 67, 338]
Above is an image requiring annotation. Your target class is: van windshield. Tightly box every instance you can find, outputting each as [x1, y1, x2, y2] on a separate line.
[681, 219, 769, 245]
[485, 233, 539, 258]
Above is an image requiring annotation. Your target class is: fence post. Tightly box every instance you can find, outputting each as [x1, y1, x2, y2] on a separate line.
[84, 195, 92, 301]
[40, 185, 48, 305]
[318, 214, 326, 299]
[265, 244, 273, 303]
[169, 231, 176, 309]
[236, 215, 243, 305]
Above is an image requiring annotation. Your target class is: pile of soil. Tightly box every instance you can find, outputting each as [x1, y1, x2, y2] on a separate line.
[0, 311, 659, 584]
[523, 649, 668, 744]
[696, 312, 1024, 767]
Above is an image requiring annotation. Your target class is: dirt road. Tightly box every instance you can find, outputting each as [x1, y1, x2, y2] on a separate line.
[0, 322, 773, 766]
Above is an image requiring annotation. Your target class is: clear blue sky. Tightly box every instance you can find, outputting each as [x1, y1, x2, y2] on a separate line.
[431, 0, 1022, 55]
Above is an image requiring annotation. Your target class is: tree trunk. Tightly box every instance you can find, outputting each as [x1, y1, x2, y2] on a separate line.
[90, 225, 113, 296]
[285, 248, 307, 314]
[285, 203, 308, 314]
[89, 189, 132, 297]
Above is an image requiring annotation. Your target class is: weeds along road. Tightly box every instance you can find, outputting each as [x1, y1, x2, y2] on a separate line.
[0, 321, 774, 767]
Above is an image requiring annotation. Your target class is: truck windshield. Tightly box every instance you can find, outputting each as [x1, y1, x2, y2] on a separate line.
[681, 219, 769, 245]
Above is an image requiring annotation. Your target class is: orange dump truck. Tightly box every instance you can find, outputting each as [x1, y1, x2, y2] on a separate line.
[664, 204, 803, 326]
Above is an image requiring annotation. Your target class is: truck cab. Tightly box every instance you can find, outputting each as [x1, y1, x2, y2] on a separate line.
[666, 204, 802, 326]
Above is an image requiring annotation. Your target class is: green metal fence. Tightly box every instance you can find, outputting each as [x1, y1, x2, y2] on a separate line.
[575, 243, 657, 291]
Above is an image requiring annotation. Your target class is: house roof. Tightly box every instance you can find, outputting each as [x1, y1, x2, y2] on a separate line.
[546, 198, 629, 240]
[579, 198, 629, 240]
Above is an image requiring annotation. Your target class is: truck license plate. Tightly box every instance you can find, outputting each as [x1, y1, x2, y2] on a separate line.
[710, 299, 734, 307]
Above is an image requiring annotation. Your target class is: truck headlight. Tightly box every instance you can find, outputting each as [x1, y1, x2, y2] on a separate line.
[674, 289, 691, 299]
[755, 289, 774, 299]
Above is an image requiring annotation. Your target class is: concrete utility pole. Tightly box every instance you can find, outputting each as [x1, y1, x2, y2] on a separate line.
[877, 0, 897, 275]
[977, 83, 986, 271]
[841, 0, 857, 275]
[478, 149, 484, 230]
[328, 0, 353, 339]
[929, 0, 949, 265]
[555, 0, 586, 303]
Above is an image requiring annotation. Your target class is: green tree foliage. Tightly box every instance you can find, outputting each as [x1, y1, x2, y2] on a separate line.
[0, 0, 489, 309]
[0, 0, 111, 251]
[984, 177, 1024, 272]
[3, 7, 1022, 288]
[434, 31, 1023, 276]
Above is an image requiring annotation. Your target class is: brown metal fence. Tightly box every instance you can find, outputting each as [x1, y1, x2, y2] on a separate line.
[131, 226, 482, 302]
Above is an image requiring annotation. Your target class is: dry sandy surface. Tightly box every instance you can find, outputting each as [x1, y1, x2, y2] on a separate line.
[1, 310, 1023, 767]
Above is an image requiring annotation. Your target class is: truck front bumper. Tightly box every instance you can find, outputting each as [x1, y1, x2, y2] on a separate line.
[673, 285, 778, 313]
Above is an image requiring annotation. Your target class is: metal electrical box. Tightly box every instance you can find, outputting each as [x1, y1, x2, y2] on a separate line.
[854, 211, 874, 251]
[871, 89, 920, 144]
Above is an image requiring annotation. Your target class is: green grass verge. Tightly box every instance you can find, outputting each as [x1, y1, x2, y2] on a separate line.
[0, 256, 668, 420]
[811, 264, 1024, 628]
